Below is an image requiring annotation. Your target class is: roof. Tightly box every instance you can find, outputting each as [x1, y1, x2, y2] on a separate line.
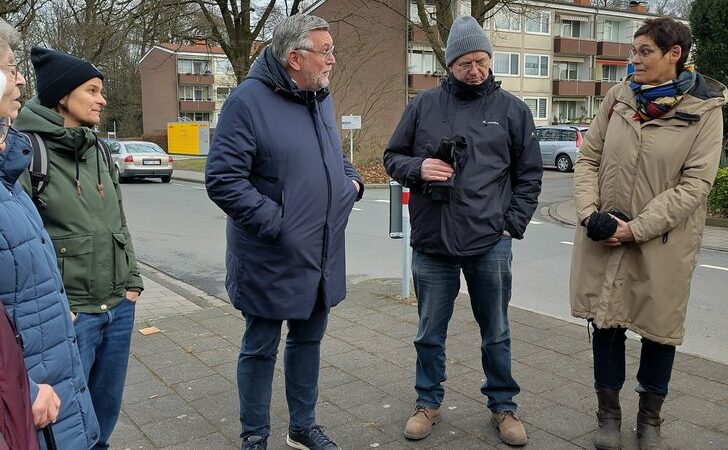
[157, 43, 226, 55]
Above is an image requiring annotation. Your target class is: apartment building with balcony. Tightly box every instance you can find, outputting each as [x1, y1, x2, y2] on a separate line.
[310, 0, 680, 146]
[139, 42, 238, 134]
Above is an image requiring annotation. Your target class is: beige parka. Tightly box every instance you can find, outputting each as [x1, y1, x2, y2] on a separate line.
[570, 73, 727, 345]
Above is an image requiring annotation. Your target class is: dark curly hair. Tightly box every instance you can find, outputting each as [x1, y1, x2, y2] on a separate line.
[634, 17, 692, 69]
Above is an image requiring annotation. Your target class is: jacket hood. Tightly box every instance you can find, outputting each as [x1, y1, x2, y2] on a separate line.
[0, 129, 32, 190]
[14, 97, 97, 157]
[246, 47, 329, 105]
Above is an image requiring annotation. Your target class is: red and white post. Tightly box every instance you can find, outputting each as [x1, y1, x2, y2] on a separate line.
[401, 187, 411, 299]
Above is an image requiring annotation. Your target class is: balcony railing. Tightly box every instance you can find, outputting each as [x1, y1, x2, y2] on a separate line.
[552, 80, 596, 96]
[178, 73, 215, 84]
[553, 37, 598, 55]
[179, 100, 216, 112]
[596, 42, 631, 60]
[407, 73, 442, 91]
[595, 81, 619, 96]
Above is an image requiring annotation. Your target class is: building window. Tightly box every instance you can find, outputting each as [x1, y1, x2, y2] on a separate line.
[216, 59, 231, 74]
[178, 85, 211, 101]
[409, 1, 436, 24]
[554, 100, 589, 123]
[216, 86, 231, 100]
[178, 59, 211, 74]
[525, 12, 550, 35]
[493, 52, 520, 76]
[524, 54, 549, 77]
[561, 20, 585, 38]
[524, 97, 548, 119]
[554, 61, 579, 80]
[603, 20, 621, 42]
[409, 49, 444, 75]
[494, 10, 521, 32]
[602, 64, 626, 82]
[180, 112, 211, 122]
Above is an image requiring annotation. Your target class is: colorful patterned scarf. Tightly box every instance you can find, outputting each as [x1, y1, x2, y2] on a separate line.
[630, 65, 696, 121]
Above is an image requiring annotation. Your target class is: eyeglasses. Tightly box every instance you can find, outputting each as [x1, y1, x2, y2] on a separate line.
[629, 47, 662, 60]
[455, 58, 490, 71]
[1, 64, 18, 82]
[295, 46, 335, 59]
[0, 117, 11, 145]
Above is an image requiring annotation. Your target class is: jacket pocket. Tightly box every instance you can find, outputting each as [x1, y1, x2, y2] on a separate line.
[112, 232, 130, 289]
[53, 234, 94, 297]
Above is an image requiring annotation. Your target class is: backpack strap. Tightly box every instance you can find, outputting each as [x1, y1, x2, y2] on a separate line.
[24, 132, 50, 203]
[96, 138, 113, 173]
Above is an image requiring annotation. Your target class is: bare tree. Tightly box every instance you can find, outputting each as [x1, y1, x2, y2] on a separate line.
[174, 0, 305, 84]
[651, 0, 693, 16]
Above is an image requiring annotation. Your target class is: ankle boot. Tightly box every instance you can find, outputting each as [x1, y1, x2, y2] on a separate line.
[594, 388, 621, 450]
[636, 392, 666, 450]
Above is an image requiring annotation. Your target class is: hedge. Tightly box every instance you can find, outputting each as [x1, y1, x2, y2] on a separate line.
[708, 167, 728, 216]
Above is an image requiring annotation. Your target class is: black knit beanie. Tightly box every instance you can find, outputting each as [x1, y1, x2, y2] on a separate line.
[30, 47, 104, 108]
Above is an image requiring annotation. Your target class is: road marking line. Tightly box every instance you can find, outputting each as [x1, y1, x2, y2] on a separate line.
[560, 241, 574, 246]
[530, 220, 543, 225]
[375, 199, 390, 203]
[699, 264, 728, 272]
[353, 208, 362, 211]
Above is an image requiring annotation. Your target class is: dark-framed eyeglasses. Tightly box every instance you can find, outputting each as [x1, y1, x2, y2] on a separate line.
[1, 64, 18, 82]
[295, 46, 335, 59]
[0, 117, 11, 145]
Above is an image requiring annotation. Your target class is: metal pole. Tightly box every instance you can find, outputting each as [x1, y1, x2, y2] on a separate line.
[349, 131, 354, 163]
[401, 187, 411, 299]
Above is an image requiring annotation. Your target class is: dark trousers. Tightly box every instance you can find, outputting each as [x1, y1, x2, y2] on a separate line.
[592, 325, 676, 396]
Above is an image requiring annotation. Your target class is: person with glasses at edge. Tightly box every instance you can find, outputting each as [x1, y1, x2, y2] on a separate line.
[206, 13, 362, 450]
[0, 19, 100, 450]
[570, 17, 727, 450]
[384, 16, 542, 447]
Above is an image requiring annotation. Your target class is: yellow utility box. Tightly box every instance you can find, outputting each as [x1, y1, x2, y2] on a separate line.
[167, 122, 210, 155]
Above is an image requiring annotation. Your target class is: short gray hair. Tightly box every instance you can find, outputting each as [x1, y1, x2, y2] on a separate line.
[271, 14, 329, 68]
[0, 19, 21, 52]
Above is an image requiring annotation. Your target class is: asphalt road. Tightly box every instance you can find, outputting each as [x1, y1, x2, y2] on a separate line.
[121, 171, 728, 363]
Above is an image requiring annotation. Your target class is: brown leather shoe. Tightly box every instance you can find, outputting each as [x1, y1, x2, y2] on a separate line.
[404, 406, 441, 440]
[491, 410, 528, 446]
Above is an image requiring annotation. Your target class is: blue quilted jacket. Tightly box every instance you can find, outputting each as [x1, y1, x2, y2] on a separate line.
[0, 128, 99, 449]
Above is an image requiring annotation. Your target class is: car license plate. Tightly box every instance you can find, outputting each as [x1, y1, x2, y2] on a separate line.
[143, 159, 161, 165]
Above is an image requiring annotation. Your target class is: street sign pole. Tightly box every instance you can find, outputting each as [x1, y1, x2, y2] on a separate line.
[341, 115, 361, 164]
[349, 131, 354, 164]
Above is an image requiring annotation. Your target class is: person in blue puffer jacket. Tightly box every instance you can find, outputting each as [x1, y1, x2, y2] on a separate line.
[0, 19, 99, 450]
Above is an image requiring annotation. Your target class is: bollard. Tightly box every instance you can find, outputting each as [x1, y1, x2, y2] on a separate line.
[401, 187, 411, 299]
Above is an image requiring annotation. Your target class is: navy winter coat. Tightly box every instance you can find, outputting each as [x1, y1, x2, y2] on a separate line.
[0, 129, 99, 449]
[206, 48, 363, 320]
[384, 74, 543, 256]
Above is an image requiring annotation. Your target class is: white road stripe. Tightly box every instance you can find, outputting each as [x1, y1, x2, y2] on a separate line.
[699, 264, 728, 272]
[375, 199, 390, 203]
[560, 241, 574, 246]
[530, 220, 543, 225]
[353, 208, 362, 211]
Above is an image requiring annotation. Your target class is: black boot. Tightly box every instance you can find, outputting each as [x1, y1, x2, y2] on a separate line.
[594, 388, 622, 450]
[637, 392, 666, 450]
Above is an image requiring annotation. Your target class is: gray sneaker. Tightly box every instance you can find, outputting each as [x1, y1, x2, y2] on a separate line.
[242, 435, 267, 450]
[286, 425, 340, 450]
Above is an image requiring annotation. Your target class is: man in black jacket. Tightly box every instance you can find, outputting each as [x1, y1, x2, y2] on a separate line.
[384, 16, 542, 447]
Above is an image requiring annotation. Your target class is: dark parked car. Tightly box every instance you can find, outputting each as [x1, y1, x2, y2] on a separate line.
[535, 125, 588, 172]
[103, 139, 174, 183]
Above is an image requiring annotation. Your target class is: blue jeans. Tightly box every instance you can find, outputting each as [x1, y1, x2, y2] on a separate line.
[412, 238, 519, 413]
[73, 298, 136, 450]
[592, 325, 676, 396]
[237, 305, 329, 439]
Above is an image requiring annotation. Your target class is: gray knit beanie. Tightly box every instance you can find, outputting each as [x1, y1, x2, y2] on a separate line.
[445, 16, 493, 66]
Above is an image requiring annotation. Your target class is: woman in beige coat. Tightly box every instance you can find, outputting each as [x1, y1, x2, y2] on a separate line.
[570, 17, 727, 450]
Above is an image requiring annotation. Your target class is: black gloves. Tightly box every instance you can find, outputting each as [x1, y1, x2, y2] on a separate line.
[586, 210, 630, 241]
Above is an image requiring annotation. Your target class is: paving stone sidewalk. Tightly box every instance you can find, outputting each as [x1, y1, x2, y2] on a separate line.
[111, 267, 728, 450]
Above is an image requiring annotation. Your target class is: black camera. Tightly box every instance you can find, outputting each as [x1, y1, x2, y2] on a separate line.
[426, 136, 467, 203]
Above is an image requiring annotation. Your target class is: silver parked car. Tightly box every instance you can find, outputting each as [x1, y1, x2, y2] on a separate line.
[535, 125, 588, 172]
[103, 139, 174, 183]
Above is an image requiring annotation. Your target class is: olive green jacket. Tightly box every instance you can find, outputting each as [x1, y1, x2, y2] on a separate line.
[15, 98, 143, 313]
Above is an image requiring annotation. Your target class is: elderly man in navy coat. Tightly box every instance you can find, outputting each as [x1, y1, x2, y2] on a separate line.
[206, 13, 363, 450]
